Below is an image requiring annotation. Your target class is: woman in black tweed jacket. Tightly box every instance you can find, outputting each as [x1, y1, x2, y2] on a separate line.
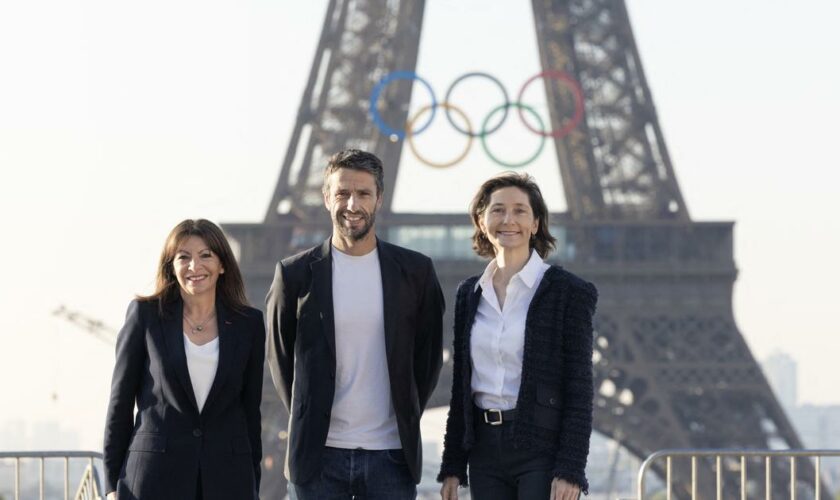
[438, 173, 598, 500]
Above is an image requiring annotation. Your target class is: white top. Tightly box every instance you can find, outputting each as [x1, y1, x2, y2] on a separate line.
[326, 246, 401, 450]
[470, 250, 550, 410]
[184, 334, 219, 413]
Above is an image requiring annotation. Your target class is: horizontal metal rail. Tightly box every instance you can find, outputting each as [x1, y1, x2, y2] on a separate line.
[636, 449, 840, 500]
[0, 451, 104, 500]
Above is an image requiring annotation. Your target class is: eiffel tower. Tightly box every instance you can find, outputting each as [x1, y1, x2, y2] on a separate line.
[223, 0, 816, 497]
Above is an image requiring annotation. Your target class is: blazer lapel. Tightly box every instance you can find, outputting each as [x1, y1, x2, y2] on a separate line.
[310, 239, 337, 364]
[377, 239, 399, 366]
[201, 300, 239, 415]
[464, 283, 482, 336]
[161, 300, 200, 413]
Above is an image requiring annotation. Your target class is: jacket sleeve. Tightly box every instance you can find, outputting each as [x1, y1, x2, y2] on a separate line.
[414, 257, 445, 411]
[242, 310, 266, 493]
[102, 300, 146, 494]
[552, 280, 598, 494]
[265, 261, 297, 410]
[437, 282, 470, 486]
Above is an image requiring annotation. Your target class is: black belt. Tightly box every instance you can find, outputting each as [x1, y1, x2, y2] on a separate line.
[476, 407, 517, 426]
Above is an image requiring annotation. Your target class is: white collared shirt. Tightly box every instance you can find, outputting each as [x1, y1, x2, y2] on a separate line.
[470, 250, 550, 410]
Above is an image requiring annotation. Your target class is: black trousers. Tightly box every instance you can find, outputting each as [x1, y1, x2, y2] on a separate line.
[468, 415, 557, 500]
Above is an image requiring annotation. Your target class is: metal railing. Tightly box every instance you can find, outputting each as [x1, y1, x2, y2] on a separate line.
[636, 449, 840, 500]
[73, 463, 101, 500]
[0, 451, 104, 500]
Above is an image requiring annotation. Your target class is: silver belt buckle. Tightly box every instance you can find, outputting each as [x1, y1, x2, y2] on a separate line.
[484, 408, 503, 426]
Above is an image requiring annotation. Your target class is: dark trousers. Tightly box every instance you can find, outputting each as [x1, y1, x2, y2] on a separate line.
[468, 415, 557, 500]
[289, 447, 416, 500]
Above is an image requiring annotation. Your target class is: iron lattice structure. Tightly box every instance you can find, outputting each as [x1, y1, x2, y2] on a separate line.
[224, 0, 816, 497]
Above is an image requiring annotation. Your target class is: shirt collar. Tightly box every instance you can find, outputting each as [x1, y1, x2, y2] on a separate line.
[474, 250, 545, 291]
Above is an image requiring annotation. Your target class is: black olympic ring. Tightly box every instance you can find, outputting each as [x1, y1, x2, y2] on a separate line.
[368, 70, 585, 168]
[443, 72, 510, 138]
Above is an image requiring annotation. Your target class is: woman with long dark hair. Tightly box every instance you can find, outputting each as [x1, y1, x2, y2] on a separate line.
[438, 173, 598, 500]
[103, 219, 264, 500]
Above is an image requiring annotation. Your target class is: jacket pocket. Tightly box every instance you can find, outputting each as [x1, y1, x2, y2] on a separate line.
[534, 384, 562, 430]
[127, 433, 166, 453]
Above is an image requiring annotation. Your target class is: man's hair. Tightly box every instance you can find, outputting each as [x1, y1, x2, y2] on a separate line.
[322, 149, 385, 196]
[469, 172, 557, 259]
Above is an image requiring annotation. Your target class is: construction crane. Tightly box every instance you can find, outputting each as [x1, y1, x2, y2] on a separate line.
[52, 305, 117, 345]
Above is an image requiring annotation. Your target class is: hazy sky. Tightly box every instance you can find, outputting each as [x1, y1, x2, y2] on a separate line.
[1, 0, 839, 450]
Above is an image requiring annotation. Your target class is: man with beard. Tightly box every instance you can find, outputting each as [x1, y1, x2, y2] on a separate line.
[266, 148, 445, 499]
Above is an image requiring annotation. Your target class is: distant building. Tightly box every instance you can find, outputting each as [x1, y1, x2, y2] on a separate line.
[761, 351, 798, 409]
[0, 420, 82, 499]
[790, 404, 840, 491]
[761, 352, 840, 491]
[0, 420, 79, 450]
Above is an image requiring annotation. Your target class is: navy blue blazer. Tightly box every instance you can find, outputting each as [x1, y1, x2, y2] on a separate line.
[266, 238, 445, 485]
[103, 298, 265, 500]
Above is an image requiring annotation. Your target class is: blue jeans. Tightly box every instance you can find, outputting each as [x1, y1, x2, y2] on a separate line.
[289, 447, 416, 500]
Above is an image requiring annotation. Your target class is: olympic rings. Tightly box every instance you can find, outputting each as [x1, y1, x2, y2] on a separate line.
[369, 71, 437, 140]
[406, 102, 474, 168]
[443, 72, 510, 138]
[481, 102, 546, 169]
[516, 70, 584, 138]
[368, 70, 586, 168]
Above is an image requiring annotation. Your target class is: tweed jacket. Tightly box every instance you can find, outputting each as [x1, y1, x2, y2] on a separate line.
[437, 265, 598, 493]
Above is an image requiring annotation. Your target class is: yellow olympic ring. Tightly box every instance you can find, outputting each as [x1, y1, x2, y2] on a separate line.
[405, 102, 473, 169]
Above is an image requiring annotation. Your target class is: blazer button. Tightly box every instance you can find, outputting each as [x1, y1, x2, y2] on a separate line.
[549, 398, 557, 405]
[193, 428, 203, 438]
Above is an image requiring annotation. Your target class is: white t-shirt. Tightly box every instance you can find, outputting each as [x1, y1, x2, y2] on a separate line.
[184, 334, 219, 413]
[325, 246, 401, 450]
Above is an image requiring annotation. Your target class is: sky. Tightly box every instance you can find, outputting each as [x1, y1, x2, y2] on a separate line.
[1, 0, 839, 451]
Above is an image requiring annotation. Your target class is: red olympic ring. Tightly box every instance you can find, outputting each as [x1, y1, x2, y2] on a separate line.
[367, 70, 587, 168]
[516, 70, 584, 139]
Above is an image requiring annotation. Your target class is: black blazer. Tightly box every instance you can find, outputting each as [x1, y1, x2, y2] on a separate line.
[266, 238, 444, 485]
[438, 266, 598, 493]
[103, 298, 265, 500]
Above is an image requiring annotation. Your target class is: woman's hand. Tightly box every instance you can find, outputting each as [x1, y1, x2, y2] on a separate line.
[549, 478, 580, 500]
[440, 476, 460, 500]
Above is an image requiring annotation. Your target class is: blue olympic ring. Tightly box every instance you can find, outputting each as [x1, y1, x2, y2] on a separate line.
[368, 70, 585, 168]
[369, 71, 437, 140]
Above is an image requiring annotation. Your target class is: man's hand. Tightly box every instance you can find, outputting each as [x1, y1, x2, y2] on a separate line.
[440, 476, 459, 500]
[106, 492, 117, 500]
[549, 478, 580, 500]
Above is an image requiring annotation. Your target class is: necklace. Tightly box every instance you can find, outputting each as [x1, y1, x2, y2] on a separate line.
[183, 311, 216, 335]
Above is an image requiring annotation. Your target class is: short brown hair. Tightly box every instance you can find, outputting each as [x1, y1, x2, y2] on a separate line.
[323, 148, 385, 196]
[138, 219, 249, 315]
[469, 172, 556, 259]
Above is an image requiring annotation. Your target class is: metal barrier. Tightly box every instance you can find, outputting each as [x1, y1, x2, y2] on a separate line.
[0, 451, 103, 500]
[636, 449, 840, 500]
